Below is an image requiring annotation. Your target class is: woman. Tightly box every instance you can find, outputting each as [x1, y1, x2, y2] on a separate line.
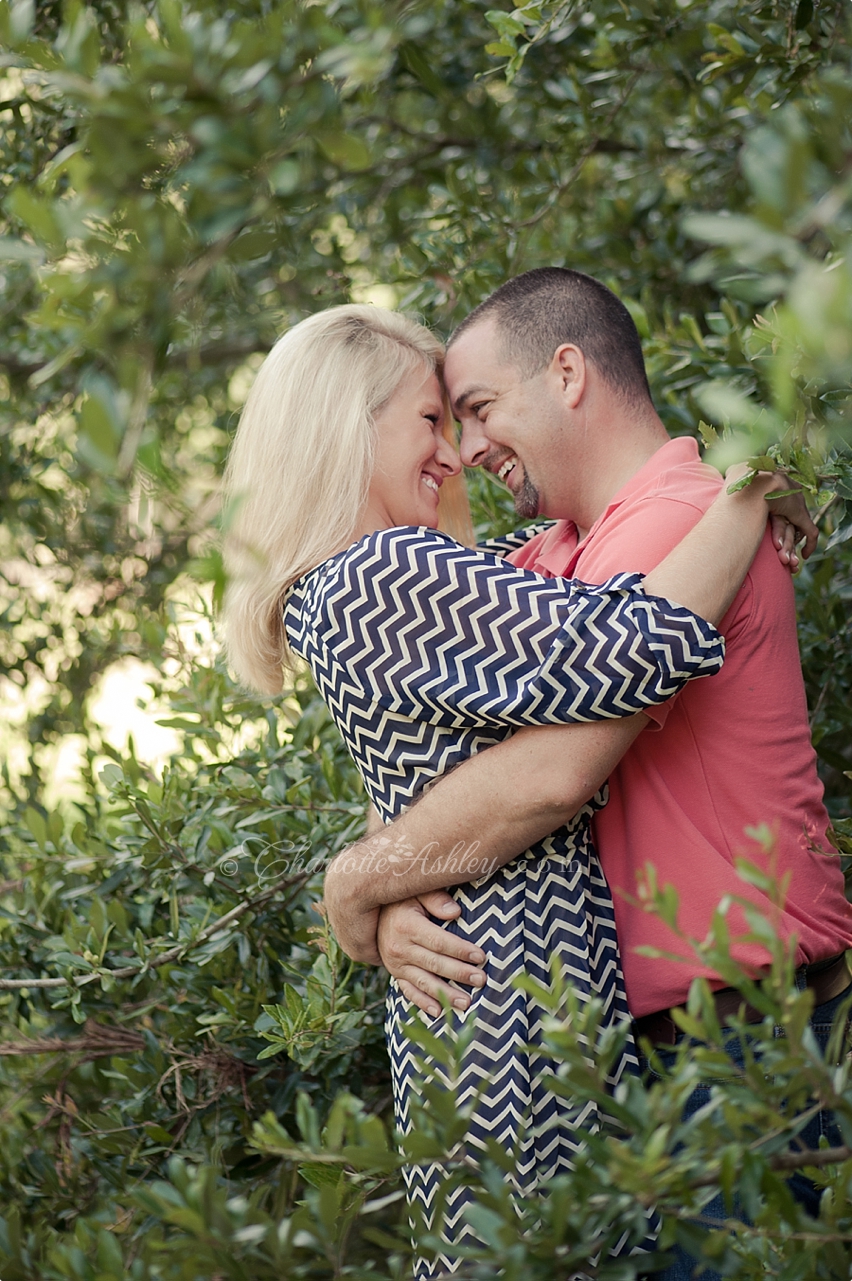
[222, 305, 806, 1276]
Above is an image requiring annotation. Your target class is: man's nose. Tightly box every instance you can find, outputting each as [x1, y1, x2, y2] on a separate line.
[460, 420, 490, 469]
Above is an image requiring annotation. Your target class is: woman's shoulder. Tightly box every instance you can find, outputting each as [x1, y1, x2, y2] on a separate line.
[354, 525, 462, 557]
[287, 527, 460, 605]
[318, 526, 469, 577]
[290, 524, 560, 617]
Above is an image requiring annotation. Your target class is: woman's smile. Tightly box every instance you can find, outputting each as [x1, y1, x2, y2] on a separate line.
[355, 368, 461, 535]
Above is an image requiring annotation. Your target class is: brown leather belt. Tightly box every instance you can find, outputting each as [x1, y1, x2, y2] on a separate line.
[633, 952, 851, 1047]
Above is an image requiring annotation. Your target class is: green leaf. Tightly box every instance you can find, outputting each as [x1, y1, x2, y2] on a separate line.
[400, 41, 446, 97]
[313, 131, 373, 172]
[794, 0, 814, 29]
[300, 1162, 343, 1189]
[24, 806, 47, 847]
[268, 159, 301, 195]
[6, 186, 64, 249]
[0, 235, 44, 263]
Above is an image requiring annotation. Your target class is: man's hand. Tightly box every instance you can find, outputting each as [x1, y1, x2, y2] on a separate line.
[377, 892, 487, 1017]
[323, 858, 382, 964]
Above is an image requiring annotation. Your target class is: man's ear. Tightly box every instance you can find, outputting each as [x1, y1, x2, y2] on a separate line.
[550, 343, 586, 408]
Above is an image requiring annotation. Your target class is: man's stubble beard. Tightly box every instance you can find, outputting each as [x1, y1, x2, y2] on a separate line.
[515, 471, 540, 520]
[481, 447, 541, 520]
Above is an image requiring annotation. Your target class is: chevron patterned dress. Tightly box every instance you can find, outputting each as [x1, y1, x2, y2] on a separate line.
[285, 526, 724, 1278]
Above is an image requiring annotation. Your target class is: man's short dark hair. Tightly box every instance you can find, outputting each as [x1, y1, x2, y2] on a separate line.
[451, 268, 652, 406]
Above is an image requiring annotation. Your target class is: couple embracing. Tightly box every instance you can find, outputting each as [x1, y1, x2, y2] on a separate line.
[223, 268, 852, 1280]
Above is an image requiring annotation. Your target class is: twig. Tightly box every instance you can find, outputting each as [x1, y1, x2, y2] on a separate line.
[688, 1211, 852, 1244]
[0, 339, 267, 383]
[515, 69, 643, 232]
[0, 869, 309, 991]
[689, 1142, 852, 1188]
[0, 1022, 145, 1058]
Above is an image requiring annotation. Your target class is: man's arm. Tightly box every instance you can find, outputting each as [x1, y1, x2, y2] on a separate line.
[323, 714, 648, 965]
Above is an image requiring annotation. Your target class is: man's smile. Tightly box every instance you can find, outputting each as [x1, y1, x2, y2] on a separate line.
[497, 456, 518, 484]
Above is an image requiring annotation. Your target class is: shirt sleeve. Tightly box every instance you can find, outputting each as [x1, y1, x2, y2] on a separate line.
[321, 527, 725, 729]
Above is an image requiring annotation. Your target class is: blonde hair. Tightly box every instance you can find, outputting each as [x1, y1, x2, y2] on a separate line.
[222, 304, 470, 694]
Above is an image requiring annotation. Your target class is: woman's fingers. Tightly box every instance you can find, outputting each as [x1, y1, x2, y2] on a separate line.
[766, 488, 818, 560]
[724, 466, 819, 564]
[769, 513, 800, 570]
[417, 889, 460, 918]
[395, 966, 480, 1017]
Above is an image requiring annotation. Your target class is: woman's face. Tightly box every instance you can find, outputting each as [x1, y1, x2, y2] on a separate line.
[356, 367, 461, 535]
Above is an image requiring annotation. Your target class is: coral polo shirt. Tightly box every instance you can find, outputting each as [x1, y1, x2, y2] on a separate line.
[508, 436, 852, 1017]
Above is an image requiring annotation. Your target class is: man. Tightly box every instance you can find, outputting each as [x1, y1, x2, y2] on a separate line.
[322, 269, 852, 1271]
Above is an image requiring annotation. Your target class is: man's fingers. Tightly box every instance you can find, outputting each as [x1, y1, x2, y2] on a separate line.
[390, 939, 487, 988]
[380, 920, 487, 985]
[397, 979, 442, 1016]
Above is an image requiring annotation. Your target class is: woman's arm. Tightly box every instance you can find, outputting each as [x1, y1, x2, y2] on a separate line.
[641, 466, 815, 624]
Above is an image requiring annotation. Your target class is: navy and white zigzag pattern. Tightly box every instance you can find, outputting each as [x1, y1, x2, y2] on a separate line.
[286, 528, 723, 824]
[386, 833, 658, 1274]
[474, 520, 554, 559]
[285, 526, 723, 1277]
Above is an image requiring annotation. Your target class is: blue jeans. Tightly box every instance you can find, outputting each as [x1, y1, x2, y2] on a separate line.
[639, 980, 852, 1281]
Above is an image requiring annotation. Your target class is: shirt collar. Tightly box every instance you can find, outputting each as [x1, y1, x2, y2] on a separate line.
[525, 436, 701, 578]
[581, 436, 700, 546]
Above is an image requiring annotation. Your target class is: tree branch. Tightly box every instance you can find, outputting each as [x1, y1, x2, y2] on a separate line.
[689, 1142, 852, 1186]
[0, 868, 310, 992]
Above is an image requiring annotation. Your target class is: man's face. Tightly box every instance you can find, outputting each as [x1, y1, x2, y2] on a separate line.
[444, 316, 572, 520]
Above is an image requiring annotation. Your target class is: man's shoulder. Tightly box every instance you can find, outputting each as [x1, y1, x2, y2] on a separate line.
[626, 441, 722, 509]
[578, 494, 708, 580]
[579, 442, 715, 566]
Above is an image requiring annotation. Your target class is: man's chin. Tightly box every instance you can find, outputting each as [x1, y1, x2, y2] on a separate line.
[514, 477, 541, 521]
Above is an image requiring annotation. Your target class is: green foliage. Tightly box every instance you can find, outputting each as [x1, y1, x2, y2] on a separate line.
[1, 0, 852, 1275]
[0, 659, 394, 1278]
[2, 0, 851, 758]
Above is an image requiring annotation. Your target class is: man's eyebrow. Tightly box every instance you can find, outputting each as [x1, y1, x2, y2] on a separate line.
[451, 385, 494, 414]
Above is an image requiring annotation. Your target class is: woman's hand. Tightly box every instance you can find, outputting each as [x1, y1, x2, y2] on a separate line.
[377, 893, 487, 1018]
[725, 464, 818, 571]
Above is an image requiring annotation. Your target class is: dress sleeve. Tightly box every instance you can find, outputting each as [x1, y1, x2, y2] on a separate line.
[476, 522, 554, 559]
[323, 527, 725, 729]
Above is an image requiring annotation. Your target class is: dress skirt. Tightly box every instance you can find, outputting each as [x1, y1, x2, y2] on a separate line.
[386, 823, 648, 1279]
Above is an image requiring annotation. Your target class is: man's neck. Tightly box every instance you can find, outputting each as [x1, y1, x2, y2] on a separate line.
[570, 413, 670, 540]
